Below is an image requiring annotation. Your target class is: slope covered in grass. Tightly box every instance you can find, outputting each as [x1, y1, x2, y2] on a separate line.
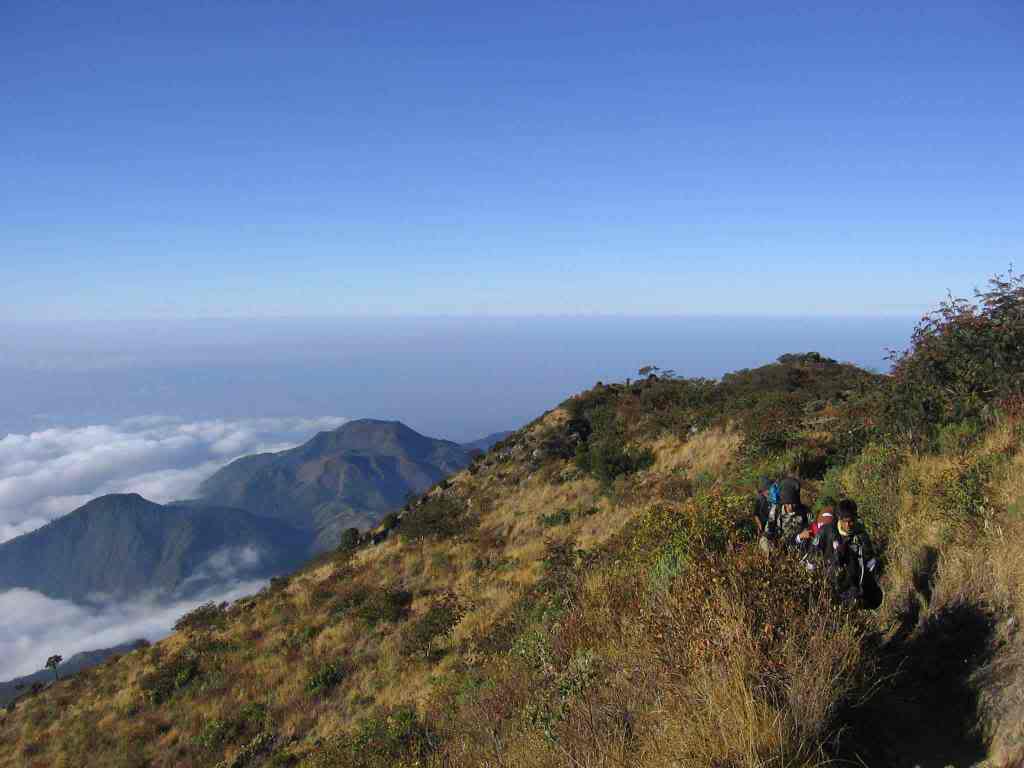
[2, 274, 1023, 768]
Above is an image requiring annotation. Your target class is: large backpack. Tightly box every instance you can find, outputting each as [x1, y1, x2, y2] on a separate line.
[764, 482, 781, 536]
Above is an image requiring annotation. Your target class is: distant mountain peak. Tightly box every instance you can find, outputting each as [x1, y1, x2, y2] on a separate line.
[198, 419, 473, 551]
[81, 492, 151, 507]
[0, 495, 309, 602]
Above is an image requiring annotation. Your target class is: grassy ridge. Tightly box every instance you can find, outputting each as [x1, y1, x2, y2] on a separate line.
[3, 276, 1023, 766]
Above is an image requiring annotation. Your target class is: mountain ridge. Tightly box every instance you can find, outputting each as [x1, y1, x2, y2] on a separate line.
[2, 344, 1023, 766]
[0, 494, 310, 602]
[0, 421, 508, 605]
[197, 418, 475, 550]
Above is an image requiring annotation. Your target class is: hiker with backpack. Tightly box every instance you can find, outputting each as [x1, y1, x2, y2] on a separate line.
[776, 477, 813, 551]
[814, 499, 882, 609]
[752, 476, 775, 536]
[809, 497, 837, 538]
[755, 477, 782, 555]
[758, 477, 811, 554]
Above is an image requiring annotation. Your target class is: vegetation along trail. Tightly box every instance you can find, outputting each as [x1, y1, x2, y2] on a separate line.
[2, 271, 1023, 767]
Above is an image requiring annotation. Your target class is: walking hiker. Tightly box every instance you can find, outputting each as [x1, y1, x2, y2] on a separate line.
[752, 476, 775, 535]
[801, 498, 837, 571]
[777, 477, 812, 551]
[809, 498, 837, 537]
[817, 499, 882, 609]
[759, 477, 810, 555]
[755, 477, 781, 555]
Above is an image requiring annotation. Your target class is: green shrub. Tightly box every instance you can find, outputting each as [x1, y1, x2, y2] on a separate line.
[356, 589, 412, 628]
[936, 419, 984, 456]
[351, 707, 435, 763]
[331, 584, 371, 615]
[541, 538, 583, 584]
[633, 489, 740, 591]
[307, 661, 347, 696]
[565, 386, 619, 426]
[285, 625, 322, 649]
[575, 439, 653, 484]
[945, 462, 989, 521]
[1009, 497, 1024, 519]
[400, 496, 473, 542]
[337, 527, 362, 552]
[735, 391, 805, 455]
[400, 594, 462, 658]
[195, 717, 240, 751]
[817, 465, 846, 508]
[139, 650, 201, 706]
[835, 442, 905, 540]
[887, 270, 1024, 439]
[539, 509, 572, 527]
[174, 601, 227, 634]
[308, 707, 436, 768]
[331, 585, 411, 627]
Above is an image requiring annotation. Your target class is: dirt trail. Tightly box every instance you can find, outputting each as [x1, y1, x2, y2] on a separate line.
[844, 552, 993, 768]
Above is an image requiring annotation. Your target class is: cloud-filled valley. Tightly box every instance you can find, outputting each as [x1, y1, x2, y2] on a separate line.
[0, 578, 266, 680]
[0, 415, 347, 681]
[0, 415, 347, 543]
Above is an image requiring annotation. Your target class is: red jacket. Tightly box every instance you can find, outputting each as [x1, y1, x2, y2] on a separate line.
[810, 510, 835, 536]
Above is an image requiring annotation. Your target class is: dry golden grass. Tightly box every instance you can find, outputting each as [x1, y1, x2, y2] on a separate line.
[0, 417, 669, 768]
[430, 544, 864, 768]
[6, 404, 1024, 767]
[650, 426, 742, 477]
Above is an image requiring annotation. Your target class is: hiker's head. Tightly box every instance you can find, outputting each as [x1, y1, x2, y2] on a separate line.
[779, 481, 800, 506]
[837, 499, 858, 536]
[757, 476, 772, 496]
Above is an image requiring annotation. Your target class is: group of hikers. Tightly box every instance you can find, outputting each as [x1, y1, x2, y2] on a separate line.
[752, 477, 883, 609]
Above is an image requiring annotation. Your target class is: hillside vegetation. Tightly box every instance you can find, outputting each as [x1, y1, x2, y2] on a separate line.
[2, 273, 1023, 768]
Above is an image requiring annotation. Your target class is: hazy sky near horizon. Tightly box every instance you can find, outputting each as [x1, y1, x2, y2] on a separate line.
[1, 315, 914, 441]
[4, 1, 1021, 320]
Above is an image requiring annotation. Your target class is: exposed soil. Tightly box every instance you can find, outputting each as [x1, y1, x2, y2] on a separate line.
[843, 549, 993, 768]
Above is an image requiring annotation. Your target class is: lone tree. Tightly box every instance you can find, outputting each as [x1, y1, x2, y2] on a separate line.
[337, 527, 361, 552]
[45, 654, 63, 682]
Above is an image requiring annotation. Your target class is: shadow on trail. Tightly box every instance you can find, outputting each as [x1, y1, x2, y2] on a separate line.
[842, 598, 993, 768]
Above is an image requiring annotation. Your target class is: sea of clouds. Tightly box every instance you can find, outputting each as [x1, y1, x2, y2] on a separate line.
[0, 577, 266, 680]
[0, 414, 347, 543]
[0, 414, 347, 680]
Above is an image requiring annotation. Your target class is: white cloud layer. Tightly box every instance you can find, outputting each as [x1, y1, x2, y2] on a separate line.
[0, 414, 350, 680]
[0, 415, 347, 543]
[0, 577, 265, 680]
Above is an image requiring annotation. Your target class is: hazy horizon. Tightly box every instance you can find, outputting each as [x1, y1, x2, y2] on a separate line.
[1, 315, 913, 441]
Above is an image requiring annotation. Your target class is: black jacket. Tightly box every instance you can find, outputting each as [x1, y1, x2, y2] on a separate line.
[814, 523, 880, 605]
[752, 494, 771, 528]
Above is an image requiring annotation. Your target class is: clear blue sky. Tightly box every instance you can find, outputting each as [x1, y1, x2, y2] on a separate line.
[3, 1, 1022, 319]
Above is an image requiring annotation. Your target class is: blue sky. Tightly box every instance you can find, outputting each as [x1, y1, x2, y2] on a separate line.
[3, 1, 1022, 319]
